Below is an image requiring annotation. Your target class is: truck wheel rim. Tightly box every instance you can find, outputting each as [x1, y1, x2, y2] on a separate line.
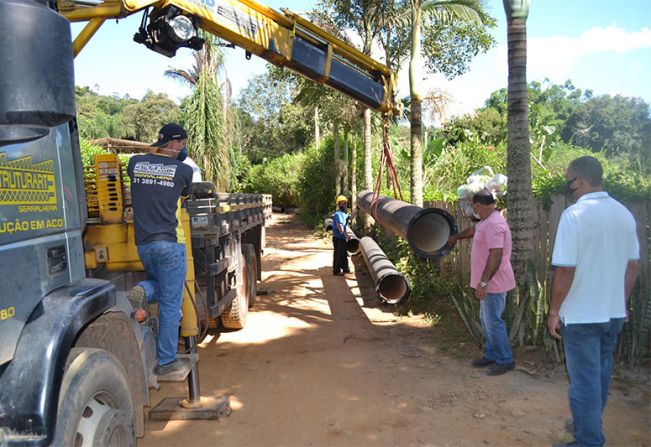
[75, 396, 129, 447]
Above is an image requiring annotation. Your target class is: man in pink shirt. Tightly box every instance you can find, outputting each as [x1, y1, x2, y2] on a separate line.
[448, 189, 516, 375]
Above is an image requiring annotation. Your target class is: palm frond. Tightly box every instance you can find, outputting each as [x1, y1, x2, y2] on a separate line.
[164, 67, 196, 87]
[387, 9, 413, 27]
[421, 0, 489, 24]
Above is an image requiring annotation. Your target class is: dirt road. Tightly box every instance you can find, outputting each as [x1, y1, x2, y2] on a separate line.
[141, 213, 650, 447]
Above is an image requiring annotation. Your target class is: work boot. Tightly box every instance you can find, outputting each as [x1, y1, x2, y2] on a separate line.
[486, 362, 515, 376]
[154, 358, 190, 376]
[470, 357, 495, 368]
[127, 285, 146, 322]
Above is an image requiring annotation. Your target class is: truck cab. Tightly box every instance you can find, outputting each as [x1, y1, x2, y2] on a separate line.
[0, 2, 150, 444]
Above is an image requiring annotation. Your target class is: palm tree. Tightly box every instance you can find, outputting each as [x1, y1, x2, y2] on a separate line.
[165, 32, 233, 189]
[503, 0, 534, 286]
[164, 31, 224, 87]
[319, 0, 388, 226]
[395, 0, 487, 206]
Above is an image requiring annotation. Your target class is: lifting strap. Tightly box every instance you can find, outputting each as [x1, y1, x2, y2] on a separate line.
[371, 116, 403, 217]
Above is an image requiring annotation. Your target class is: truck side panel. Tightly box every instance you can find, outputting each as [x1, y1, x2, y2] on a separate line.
[0, 125, 86, 366]
[0, 279, 114, 446]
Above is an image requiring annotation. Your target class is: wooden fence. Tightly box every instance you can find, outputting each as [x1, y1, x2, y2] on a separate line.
[430, 195, 651, 359]
[431, 196, 649, 300]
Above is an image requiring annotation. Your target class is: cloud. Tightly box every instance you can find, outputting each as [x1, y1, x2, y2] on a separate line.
[412, 25, 651, 121]
[528, 26, 651, 81]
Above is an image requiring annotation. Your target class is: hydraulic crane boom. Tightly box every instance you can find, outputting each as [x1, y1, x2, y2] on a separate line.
[57, 0, 401, 115]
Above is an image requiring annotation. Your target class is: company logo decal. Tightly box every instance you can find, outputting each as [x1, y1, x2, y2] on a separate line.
[0, 152, 58, 210]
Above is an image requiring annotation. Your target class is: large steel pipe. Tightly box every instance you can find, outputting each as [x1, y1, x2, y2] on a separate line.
[345, 227, 360, 254]
[325, 218, 360, 254]
[357, 190, 457, 259]
[360, 237, 410, 304]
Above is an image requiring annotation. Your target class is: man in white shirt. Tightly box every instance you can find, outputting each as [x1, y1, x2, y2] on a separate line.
[548, 156, 639, 447]
[176, 145, 203, 183]
[183, 156, 203, 183]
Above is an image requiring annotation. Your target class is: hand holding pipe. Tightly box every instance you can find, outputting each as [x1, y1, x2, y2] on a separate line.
[357, 190, 457, 259]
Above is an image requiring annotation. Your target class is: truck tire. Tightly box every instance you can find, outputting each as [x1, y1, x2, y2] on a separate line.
[221, 252, 250, 330]
[242, 243, 258, 308]
[53, 348, 136, 447]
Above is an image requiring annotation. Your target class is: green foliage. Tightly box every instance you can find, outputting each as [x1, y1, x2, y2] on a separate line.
[478, 80, 651, 175]
[235, 68, 312, 163]
[532, 144, 651, 207]
[563, 94, 651, 168]
[422, 13, 497, 79]
[442, 108, 506, 146]
[79, 139, 109, 166]
[121, 91, 181, 142]
[75, 86, 137, 139]
[298, 139, 336, 225]
[424, 141, 506, 203]
[182, 71, 231, 190]
[229, 147, 251, 192]
[244, 153, 306, 207]
[79, 139, 131, 167]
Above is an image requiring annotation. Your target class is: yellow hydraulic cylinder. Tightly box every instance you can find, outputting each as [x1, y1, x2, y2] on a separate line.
[180, 210, 199, 337]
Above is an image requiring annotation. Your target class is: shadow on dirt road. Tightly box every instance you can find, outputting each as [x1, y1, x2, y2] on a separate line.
[140, 213, 651, 447]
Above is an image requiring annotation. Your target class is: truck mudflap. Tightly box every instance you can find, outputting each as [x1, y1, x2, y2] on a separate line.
[0, 278, 114, 446]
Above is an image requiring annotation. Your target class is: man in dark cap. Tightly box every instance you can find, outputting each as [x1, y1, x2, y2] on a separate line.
[126, 123, 194, 377]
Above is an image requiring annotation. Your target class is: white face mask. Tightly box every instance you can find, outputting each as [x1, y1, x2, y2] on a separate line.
[472, 203, 481, 220]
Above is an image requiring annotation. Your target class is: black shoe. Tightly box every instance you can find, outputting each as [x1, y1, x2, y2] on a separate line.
[154, 359, 189, 376]
[470, 357, 495, 368]
[333, 272, 343, 276]
[343, 270, 351, 274]
[486, 362, 515, 376]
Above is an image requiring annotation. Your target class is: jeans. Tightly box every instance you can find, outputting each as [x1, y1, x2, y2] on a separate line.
[479, 292, 514, 365]
[333, 237, 349, 273]
[137, 240, 187, 366]
[562, 318, 624, 447]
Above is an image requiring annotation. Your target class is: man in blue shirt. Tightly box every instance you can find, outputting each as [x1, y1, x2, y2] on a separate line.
[332, 195, 351, 276]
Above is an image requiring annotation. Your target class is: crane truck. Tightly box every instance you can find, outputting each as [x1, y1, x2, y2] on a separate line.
[0, 0, 400, 445]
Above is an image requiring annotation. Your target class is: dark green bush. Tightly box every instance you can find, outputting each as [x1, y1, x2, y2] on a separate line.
[299, 138, 336, 227]
[244, 152, 306, 207]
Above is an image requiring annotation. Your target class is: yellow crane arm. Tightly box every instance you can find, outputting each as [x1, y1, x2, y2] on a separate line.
[57, 0, 400, 115]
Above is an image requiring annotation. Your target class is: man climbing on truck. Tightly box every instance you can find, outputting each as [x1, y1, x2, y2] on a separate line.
[127, 123, 194, 376]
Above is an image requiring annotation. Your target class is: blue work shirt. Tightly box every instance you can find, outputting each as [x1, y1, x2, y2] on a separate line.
[332, 210, 349, 240]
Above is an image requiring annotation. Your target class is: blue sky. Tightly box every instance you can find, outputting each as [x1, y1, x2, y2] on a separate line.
[72, 0, 651, 120]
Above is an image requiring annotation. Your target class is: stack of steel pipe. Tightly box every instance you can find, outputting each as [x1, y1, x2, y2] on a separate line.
[357, 190, 457, 259]
[359, 237, 410, 305]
